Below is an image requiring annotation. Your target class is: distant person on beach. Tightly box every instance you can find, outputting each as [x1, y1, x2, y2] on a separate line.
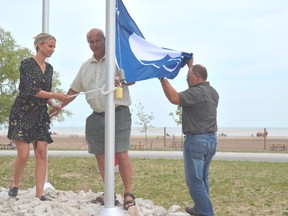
[55, 28, 135, 210]
[7, 33, 68, 201]
[256, 130, 267, 137]
[159, 57, 219, 216]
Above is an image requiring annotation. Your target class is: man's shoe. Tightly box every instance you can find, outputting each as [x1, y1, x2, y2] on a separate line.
[39, 195, 51, 201]
[8, 187, 19, 197]
[185, 207, 199, 216]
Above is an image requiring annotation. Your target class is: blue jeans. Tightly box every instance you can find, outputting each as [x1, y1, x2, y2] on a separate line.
[183, 133, 217, 216]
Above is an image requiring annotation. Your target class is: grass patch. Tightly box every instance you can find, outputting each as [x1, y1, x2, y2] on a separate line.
[0, 156, 287, 215]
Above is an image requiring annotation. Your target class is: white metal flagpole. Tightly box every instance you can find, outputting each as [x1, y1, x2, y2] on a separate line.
[42, 0, 49, 33]
[98, 0, 123, 215]
[42, 0, 55, 191]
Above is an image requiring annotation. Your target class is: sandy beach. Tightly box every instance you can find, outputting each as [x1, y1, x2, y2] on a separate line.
[1, 134, 287, 152]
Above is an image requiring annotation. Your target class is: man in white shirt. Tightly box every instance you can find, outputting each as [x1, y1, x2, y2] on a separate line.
[59, 28, 135, 210]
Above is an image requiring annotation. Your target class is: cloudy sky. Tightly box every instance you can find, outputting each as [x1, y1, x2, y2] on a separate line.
[1, 0, 288, 128]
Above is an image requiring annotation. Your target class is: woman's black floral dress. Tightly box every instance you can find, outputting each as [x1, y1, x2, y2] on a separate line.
[7, 57, 53, 144]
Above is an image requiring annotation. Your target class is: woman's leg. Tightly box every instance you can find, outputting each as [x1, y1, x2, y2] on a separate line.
[11, 140, 30, 188]
[33, 141, 48, 198]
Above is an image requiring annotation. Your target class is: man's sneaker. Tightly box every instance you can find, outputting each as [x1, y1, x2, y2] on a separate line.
[185, 207, 199, 216]
[8, 187, 19, 197]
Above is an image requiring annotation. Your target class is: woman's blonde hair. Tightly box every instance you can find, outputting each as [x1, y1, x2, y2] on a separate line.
[34, 33, 56, 51]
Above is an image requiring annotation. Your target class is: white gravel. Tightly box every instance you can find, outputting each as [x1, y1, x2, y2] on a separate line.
[0, 187, 189, 216]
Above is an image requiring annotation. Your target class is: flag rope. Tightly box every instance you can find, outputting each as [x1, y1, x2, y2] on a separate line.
[49, 85, 120, 118]
[67, 84, 119, 98]
[116, 2, 123, 70]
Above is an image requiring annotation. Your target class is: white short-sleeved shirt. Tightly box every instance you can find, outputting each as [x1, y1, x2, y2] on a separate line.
[70, 55, 132, 113]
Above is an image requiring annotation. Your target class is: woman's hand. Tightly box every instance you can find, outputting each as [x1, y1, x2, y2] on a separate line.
[49, 105, 62, 118]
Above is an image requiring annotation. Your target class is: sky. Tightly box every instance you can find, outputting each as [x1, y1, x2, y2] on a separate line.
[1, 0, 288, 128]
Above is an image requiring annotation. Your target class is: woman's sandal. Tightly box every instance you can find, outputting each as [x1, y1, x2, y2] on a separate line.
[123, 192, 136, 210]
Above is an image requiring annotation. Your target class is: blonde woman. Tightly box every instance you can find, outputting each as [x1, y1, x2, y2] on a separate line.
[7, 33, 68, 201]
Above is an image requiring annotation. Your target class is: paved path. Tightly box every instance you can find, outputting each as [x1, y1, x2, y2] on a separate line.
[1, 150, 288, 162]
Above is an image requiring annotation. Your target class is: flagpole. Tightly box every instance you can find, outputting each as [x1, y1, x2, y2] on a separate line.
[42, 0, 49, 33]
[42, 0, 55, 191]
[98, 0, 123, 215]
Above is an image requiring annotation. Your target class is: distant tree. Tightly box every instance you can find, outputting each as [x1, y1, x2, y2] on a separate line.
[133, 101, 154, 147]
[0, 27, 71, 128]
[0, 28, 32, 126]
[169, 105, 182, 126]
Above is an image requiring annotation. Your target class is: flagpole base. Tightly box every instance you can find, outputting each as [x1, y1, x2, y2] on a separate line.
[44, 182, 55, 190]
[32, 182, 55, 193]
[97, 206, 124, 216]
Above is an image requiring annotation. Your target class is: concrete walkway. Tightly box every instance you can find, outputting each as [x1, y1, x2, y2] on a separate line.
[1, 150, 288, 162]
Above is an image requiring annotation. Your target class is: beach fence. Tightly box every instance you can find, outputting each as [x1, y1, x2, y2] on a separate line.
[130, 127, 184, 150]
[130, 127, 288, 152]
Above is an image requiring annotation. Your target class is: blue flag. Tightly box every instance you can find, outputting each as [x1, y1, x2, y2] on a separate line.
[115, 0, 193, 82]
